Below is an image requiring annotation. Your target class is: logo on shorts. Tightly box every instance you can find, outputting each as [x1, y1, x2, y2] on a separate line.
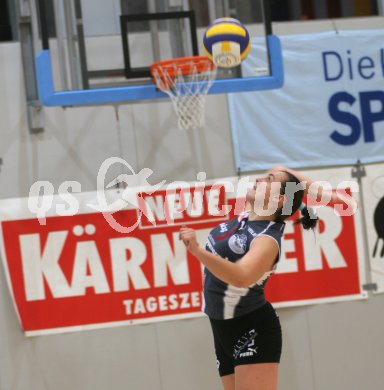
[239, 339, 258, 357]
[233, 329, 258, 359]
[228, 234, 247, 254]
[216, 359, 220, 369]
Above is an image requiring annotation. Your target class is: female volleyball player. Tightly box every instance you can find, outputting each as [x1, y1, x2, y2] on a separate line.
[179, 165, 356, 390]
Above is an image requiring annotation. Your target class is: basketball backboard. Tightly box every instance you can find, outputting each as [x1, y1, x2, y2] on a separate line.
[34, 0, 283, 107]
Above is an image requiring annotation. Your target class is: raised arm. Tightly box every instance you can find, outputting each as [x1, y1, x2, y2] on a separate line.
[272, 165, 358, 211]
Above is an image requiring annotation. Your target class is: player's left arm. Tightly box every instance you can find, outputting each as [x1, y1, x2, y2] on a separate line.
[180, 227, 278, 288]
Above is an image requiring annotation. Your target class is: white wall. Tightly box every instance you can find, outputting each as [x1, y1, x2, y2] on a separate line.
[1, 16, 384, 390]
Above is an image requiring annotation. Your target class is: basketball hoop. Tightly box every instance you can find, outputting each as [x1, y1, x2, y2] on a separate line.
[150, 56, 216, 130]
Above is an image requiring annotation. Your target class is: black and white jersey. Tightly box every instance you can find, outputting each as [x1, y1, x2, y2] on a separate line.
[203, 212, 285, 320]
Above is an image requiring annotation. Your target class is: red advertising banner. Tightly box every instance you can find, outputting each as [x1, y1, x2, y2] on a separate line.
[267, 205, 364, 306]
[0, 172, 366, 335]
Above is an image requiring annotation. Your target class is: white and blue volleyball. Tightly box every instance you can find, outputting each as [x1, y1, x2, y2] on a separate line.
[203, 17, 251, 68]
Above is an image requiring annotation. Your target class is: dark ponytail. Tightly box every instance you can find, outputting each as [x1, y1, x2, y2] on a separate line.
[294, 205, 318, 230]
[275, 171, 318, 230]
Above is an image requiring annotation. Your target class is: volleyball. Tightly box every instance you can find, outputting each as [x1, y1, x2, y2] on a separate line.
[202, 17, 251, 68]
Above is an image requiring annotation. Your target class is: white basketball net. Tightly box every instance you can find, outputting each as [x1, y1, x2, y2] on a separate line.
[152, 58, 217, 130]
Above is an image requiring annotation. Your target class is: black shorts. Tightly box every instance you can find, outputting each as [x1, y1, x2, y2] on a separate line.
[209, 302, 282, 377]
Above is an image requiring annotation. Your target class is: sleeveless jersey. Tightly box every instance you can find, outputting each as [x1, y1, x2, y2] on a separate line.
[203, 212, 285, 320]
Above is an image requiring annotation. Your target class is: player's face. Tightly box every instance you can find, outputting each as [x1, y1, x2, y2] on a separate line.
[246, 170, 288, 210]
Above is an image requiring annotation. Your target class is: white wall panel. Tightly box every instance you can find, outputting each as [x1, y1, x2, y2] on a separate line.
[307, 298, 384, 390]
[155, 318, 222, 390]
[278, 307, 315, 390]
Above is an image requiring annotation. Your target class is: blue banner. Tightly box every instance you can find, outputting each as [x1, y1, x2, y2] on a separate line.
[228, 30, 384, 171]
